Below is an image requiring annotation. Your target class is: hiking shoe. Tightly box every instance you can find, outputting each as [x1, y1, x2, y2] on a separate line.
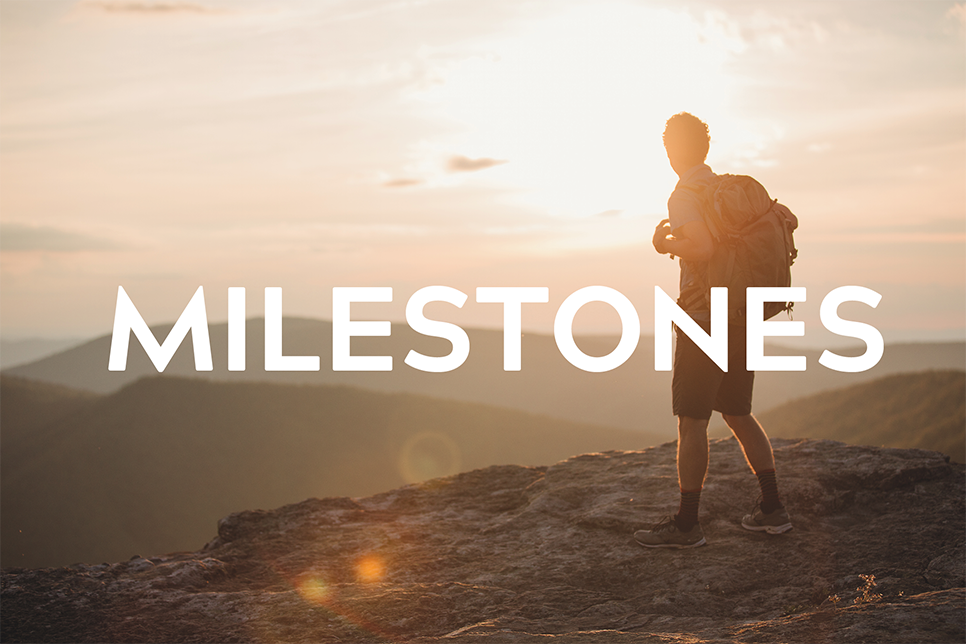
[634, 515, 706, 549]
[741, 502, 793, 534]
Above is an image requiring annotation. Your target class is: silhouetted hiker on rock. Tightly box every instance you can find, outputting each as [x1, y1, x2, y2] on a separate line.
[635, 112, 793, 549]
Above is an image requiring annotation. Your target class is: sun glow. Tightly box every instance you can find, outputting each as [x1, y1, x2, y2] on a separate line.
[409, 2, 746, 218]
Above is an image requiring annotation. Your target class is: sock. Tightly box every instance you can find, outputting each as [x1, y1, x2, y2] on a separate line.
[675, 488, 702, 531]
[756, 469, 783, 514]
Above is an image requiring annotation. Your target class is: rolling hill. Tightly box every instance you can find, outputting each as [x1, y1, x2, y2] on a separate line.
[0, 338, 85, 370]
[4, 367, 963, 569]
[1, 375, 656, 569]
[0, 374, 99, 441]
[758, 370, 965, 463]
[4, 319, 668, 434]
[5, 317, 964, 437]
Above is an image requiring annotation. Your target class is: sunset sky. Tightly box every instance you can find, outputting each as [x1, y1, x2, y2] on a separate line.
[1, 0, 964, 347]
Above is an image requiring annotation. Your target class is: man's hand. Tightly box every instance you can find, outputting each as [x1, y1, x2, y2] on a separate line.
[654, 218, 714, 262]
[653, 219, 672, 255]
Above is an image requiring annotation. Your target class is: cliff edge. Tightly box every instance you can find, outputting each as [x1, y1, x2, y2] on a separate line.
[2, 438, 963, 643]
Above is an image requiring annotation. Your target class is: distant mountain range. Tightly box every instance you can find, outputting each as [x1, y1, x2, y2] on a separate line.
[6, 319, 665, 434]
[4, 366, 964, 569]
[0, 338, 85, 370]
[1, 375, 655, 569]
[759, 370, 965, 464]
[3, 318, 963, 568]
[5, 317, 964, 435]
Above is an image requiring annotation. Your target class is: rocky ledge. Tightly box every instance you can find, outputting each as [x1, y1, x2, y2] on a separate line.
[2, 438, 964, 643]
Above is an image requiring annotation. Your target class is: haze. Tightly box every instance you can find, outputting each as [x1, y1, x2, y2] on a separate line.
[1, 0, 963, 347]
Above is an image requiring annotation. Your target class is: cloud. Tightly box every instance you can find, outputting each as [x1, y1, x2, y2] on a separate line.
[383, 178, 424, 188]
[446, 155, 508, 173]
[0, 224, 120, 252]
[947, 3, 966, 34]
[81, 1, 223, 15]
[594, 209, 623, 218]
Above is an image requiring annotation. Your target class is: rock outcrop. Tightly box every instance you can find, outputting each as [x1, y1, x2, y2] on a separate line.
[2, 438, 964, 643]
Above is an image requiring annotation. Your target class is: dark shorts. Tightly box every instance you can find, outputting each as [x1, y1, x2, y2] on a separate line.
[672, 321, 754, 420]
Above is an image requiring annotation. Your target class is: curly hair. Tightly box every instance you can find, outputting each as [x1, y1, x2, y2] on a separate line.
[662, 112, 710, 164]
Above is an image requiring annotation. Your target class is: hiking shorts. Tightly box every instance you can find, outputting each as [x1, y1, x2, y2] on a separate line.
[671, 321, 754, 420]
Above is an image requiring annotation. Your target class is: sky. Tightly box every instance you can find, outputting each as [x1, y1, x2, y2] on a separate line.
[1, 0, 964, 347]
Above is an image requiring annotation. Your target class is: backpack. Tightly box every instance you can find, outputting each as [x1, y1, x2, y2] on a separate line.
[679, 174, 799, 323]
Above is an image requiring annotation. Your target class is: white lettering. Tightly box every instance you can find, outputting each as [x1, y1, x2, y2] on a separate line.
[332, 287, 393, 371]
[108, 285, 212, 372]
[228, 287, 246, 371]
[653, 286, 727, 371]
[476, 287, 549, 371]
[819, 286, 884, 372]
[265, 287, 320, 371]
[555, 286, 640, 373]
[746, 287, 807, 371]
[404, 286, 470, 373]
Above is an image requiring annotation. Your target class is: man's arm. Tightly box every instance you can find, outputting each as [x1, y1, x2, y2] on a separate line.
[653, 218, 715, 263]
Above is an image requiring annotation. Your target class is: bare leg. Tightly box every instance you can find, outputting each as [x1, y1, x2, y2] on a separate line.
[723, 413, 775, 474]
[677, 415, 710, 490]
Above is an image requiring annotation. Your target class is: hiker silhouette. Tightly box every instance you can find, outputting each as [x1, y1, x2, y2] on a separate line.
[635, 112, 794, 549]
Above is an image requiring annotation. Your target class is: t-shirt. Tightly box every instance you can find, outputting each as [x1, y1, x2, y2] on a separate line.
[667, 163, 717, 320]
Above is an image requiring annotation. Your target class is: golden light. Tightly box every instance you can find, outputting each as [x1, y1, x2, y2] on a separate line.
[408, 1, 748, 222]
[355, 555, 386, 583]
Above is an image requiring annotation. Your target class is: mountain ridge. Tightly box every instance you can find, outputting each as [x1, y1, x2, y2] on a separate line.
[760, 370, 966, 463]
[1, 374, 654, 568]
[5, 317, 963, 434]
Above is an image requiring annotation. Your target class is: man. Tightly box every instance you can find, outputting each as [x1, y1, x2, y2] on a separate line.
[634, 112, 792, 549]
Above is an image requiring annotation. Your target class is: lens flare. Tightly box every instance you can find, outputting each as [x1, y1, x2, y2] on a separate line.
[295, 575, 330, 604]
[355, 555, 385, 583]
[399, 431, 462, 484]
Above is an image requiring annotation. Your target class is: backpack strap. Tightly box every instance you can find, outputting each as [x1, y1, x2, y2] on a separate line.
[678, 285, 707, 313]
[678, 181, 723, 240]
